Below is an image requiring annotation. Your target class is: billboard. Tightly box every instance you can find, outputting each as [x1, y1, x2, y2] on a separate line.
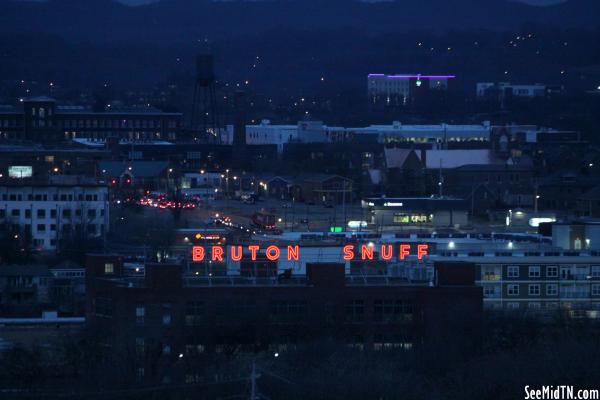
[8, 166, 33, 179]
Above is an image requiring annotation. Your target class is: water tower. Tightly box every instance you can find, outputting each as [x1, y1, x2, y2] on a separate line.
[190, 54, 220, 143]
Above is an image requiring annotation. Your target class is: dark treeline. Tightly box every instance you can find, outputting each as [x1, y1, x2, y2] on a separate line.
[1, 314, 599, 399]
[1, 27, 599, 131]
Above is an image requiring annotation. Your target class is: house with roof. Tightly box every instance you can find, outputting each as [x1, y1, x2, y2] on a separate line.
[295, 174, 353, 204]
[98, 160, 171, 189]
[384, 148, 423, 170]
[263, 175, 297, 200]
[383, 148, 427, 196]
[260, 174, 353, 204]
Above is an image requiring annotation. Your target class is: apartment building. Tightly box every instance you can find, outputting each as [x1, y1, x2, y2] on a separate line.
[466, 256, 600, 317]
[0, 179, 109, 251]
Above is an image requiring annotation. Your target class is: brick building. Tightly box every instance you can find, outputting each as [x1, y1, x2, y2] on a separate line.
[85, 255, 481, 383]
[0, 97, 183, 143]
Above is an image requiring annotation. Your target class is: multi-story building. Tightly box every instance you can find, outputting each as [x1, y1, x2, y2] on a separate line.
[477, 82, 548, 99]
[222, 120, 491, 149]
[162, 230, 600, 319]
[0, 144, 112, 179]
[441, 163, 535, 213]
[349, 121, 491, 146]
[0, 263, 86, 316]
[536, 173, 600, 212]
[368, 74, 455, 106]
[471, 256, 600, 317]
[223, 120, 330, 153]
[0, 97, 183, 143]
[85, 254, 481, 383]
[0, 178, 109, 251]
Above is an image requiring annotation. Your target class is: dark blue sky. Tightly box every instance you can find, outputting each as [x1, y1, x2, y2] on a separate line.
[116, 0, 567, 5]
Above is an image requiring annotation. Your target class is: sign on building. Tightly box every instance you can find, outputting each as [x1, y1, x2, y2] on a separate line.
[8, 166, 33, 179]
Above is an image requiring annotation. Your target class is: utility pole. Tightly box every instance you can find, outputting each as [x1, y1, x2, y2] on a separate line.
[471, 185, 475, 219]
[342, 184, 348, 231]
[534, 183, 539, 214]
[249, 360, 258, 400]
[438, 159, 444, 197]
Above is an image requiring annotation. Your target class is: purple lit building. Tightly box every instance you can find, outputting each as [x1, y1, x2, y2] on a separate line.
[367, 73, 456, 107]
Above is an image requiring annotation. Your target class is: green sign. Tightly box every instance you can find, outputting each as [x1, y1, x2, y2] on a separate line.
[329, 226, 343, 233]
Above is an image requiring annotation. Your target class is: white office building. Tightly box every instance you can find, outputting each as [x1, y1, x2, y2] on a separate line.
[224, 120, 329, 152]
[477, 82, 547, 98]
[348, 121, 492, 144]
[0, 181, 109, 251]
[219, 119, 583, 151]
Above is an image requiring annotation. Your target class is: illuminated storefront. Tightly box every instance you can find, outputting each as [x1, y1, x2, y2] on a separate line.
[362, 197, 469, 228]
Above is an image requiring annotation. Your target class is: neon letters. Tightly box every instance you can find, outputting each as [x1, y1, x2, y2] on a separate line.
[191, 244, 428, 262]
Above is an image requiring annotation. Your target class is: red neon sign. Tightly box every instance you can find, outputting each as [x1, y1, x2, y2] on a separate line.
[192, 244, 428, 262]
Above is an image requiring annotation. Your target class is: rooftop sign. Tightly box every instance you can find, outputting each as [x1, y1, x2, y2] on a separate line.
[192, 244, 429, 262]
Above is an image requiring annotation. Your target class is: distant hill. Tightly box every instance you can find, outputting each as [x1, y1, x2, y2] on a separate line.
[0, 0, 598, 44]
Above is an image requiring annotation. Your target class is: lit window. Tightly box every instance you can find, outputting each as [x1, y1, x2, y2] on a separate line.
[104, 263, 114, 274]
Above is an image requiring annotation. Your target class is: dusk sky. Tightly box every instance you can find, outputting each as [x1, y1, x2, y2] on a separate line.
[114, 0, 567, 5]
